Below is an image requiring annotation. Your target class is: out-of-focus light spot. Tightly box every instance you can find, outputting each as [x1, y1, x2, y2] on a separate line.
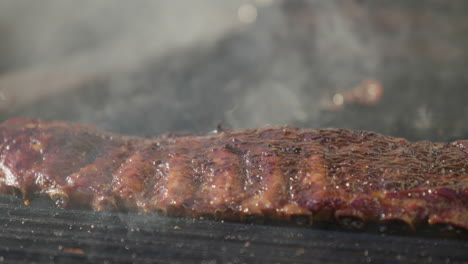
[361, 79, 384, 104]
[238, 4, 258, 24]
[332, 93, 344, 106]
[367, 82, 380, 97]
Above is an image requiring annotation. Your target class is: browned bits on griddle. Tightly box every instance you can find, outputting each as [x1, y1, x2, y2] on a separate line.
[61, 248, 85, 254]
[0, 118, 466, 230]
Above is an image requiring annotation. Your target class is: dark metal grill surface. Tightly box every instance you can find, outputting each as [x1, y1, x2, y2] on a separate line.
[0, 196, 466, 264]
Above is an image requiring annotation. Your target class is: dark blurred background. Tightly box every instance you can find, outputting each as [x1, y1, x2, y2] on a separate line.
[1, 0, 468, 141]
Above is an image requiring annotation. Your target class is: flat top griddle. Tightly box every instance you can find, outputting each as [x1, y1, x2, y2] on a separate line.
[0, 196, 466, 264]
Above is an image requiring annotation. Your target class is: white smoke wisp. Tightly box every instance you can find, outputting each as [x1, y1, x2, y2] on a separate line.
[0, 0, 243, 110]
[226, 0, 382, 129]
[0, 1, 243, 69]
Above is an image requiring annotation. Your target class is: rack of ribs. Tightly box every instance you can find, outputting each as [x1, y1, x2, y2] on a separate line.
[0, 118, 466, 230]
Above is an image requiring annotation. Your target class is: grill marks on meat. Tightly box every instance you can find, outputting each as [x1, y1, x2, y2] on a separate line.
[0, 118, 466, 230]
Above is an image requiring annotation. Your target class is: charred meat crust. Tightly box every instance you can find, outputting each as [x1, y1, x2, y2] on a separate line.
[0, 118, 466, 230]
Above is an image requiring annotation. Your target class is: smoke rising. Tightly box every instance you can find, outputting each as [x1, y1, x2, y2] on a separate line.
[0, 1, 240, 70]
[1, 1, 468, 141]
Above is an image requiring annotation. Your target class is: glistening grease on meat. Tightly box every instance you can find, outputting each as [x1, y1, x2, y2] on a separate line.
[0, 118, 466, 229]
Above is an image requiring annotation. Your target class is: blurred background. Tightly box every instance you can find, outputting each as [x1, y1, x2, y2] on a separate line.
[1, 0, 468, 141]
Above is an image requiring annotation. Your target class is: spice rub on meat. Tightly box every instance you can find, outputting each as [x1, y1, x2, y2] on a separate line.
[0, 118, 466, 230]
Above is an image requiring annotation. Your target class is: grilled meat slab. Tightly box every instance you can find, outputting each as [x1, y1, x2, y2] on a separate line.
[0, 118, 466, 229]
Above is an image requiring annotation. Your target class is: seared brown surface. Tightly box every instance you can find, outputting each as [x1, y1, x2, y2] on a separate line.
[0, 118, 466, 230]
